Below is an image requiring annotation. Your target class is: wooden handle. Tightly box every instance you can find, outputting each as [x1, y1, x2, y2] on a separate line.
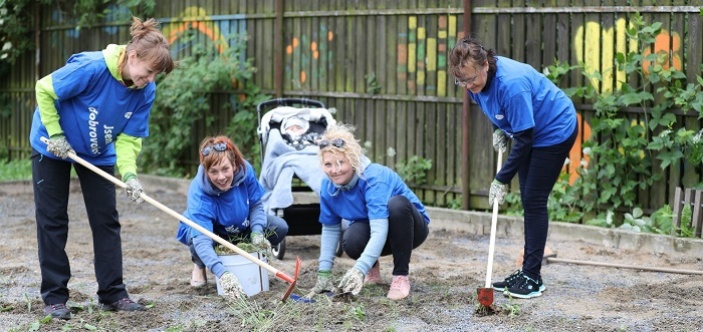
[485, 149, 504, 288]
[39, 137, 296, 283]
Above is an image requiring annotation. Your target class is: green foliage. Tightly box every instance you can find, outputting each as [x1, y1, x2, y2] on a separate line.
[0, 0, 154, 70]
[547, 172, 584, 223]
[395, 155, 432, 185]
[139, 31, 269, 176]
[364, 72, 382, 94]
[543, 15, 703, 237]
[543, 60, 577, 85]
[0, 158, 31, 181]
[503, 192, 523, 217]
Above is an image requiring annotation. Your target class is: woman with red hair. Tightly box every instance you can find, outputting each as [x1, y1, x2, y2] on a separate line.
[176, 136, 288, 299]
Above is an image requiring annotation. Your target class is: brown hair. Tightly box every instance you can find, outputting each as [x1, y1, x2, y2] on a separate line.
[119, 17, 175, 74]
[198, 136, 245, 172]
[318, 123, 366, 175]
[449, 36, 497, 78]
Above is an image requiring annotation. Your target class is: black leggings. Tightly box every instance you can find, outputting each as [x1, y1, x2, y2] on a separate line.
[520, 125, 578, 279]
[342, 196, 429, 276]
[31, 149, 127, 305]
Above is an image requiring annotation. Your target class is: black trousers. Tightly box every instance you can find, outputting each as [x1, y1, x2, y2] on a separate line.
[520, 125, 578, 279]
[342, 196, 429, 276]
[32, 149, 128, 305]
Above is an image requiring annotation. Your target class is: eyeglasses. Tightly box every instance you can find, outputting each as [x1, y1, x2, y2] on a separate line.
[319, 138, 345, 149]
[455, 75, 479, 87]
[201, 142, 227, 156]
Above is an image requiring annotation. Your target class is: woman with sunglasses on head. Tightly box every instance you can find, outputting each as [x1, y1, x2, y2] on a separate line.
[176, 135, 288, 299]
[449, 36, 577, 299]
[29, 17, 175, 320]
[307, 124, 430, 300]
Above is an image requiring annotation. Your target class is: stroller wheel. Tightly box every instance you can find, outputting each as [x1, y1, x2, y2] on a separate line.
[272, 238, 286, 260]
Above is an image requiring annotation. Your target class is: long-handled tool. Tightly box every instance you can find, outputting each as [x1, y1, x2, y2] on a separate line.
[41, 137, 301, 301]
[543, 253, 703, 275]
[477, 149, 504, 308]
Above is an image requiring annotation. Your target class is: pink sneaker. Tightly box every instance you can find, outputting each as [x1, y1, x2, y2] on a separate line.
[364, 264, 382, 284]
[387, 275, 410, 300]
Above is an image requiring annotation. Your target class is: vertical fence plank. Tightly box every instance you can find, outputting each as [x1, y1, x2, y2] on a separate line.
[683, 6, 703, 189]
[524, 0, 542, 69]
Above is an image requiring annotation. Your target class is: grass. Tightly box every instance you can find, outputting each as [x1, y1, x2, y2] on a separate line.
[0, 158, 32, 181]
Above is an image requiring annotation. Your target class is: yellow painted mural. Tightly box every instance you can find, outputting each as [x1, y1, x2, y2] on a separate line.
[574, 19, 636, 93]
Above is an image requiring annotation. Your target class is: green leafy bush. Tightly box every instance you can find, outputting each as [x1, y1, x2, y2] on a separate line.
[139, 31, 269, 176]
[395, 156, 432, 185]
[538, 15, 703, 237]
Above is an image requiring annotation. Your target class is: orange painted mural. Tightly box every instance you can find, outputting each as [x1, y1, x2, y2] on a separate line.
[642, 31, 682, 75]
[284, 28, 334, 87]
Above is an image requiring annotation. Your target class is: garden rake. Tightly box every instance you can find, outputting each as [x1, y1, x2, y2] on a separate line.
[40, 137, 301, 302]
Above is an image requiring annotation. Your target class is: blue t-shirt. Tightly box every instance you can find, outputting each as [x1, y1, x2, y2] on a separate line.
[318, 163, 430, 226]
[468, 56, 576, 147]
[29, 49, 155, 166]
[176, 161, 266, 245]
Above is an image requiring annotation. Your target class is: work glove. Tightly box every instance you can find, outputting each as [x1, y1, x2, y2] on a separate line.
[219, 272, 246, 302]
[488, 179, 508, 206]
[46, 134, 75, 159]
[305, 270, 336, 298]
[338, 267, 364, 295]
[492, 129, 508, 153]
[123, 174, 144, 204]
[251, 232, 272, 254]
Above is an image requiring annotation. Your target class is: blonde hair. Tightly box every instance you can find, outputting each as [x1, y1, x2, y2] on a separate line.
[119, 17, 175, 74]
[318, 123, 366, 175]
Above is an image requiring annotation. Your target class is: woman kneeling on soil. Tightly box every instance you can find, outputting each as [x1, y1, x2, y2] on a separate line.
[308, 124, 430, 300]
[176, 135, 288, 298]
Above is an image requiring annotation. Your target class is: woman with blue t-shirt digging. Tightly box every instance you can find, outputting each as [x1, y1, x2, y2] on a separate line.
[449, 36, 578, 299]
[29, 17, 175, 320]
[307, 124, 430, 300]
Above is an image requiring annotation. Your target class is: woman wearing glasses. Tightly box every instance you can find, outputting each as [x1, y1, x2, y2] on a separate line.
[307, 124, 430, 300]
[176, 135, 288, 298]
[449, 36, 577, 299]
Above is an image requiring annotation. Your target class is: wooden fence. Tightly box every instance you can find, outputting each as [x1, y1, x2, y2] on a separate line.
[1, 0, 702, 213]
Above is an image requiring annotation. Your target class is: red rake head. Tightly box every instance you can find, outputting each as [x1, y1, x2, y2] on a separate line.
[280, 257, 302, 302]
[477, 287, 494, 307]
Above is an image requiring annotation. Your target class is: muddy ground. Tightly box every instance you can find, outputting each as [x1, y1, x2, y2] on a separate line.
[1, 179, 703, 332]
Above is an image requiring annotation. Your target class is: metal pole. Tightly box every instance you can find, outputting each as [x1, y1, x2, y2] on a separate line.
[461, 0, 472, 210]
[274, 0, 284, 97]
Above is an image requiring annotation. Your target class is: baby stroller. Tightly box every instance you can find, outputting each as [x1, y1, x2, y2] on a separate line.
[257, 98, 343, 259]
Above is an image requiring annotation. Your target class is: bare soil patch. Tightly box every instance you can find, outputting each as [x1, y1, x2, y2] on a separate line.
[1, 180, 702, 332]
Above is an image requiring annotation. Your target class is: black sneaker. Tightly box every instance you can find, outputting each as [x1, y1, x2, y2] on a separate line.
[100, 297, 144, 312]
[504, 273, 546, 299]
[44, 303, 71, 320]
[492, 270, 522, 292]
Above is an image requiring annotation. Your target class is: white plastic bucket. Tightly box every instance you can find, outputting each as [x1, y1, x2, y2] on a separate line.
[216, 253, 270, 297]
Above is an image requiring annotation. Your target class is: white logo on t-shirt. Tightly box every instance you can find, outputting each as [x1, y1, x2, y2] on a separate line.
[495, 114, 504, 120]
[124, 112, 132, 119]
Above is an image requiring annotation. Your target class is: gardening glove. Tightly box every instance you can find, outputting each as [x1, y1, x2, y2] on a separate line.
[123, 174, 144, 204]
[488, 179, 508, 206]
[492, 129, 508, 153]
[305, 270, 336, 298]
[46, 134, 75, 159]
[219, 272, 246, 302]
[338, 267, 364, 295]
[251, 232, 272, 254]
